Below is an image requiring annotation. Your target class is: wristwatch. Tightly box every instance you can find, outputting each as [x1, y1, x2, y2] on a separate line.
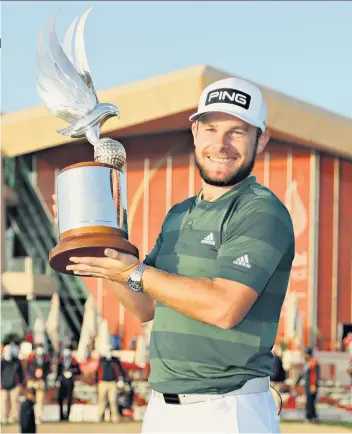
[127, 264, 148, 292]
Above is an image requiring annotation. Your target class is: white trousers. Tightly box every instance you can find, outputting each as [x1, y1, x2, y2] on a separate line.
[142, 389, 280, 433]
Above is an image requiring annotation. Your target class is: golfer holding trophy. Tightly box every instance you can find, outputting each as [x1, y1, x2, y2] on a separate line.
[37, 9, 287, 434]
[36, 9, 138, 274]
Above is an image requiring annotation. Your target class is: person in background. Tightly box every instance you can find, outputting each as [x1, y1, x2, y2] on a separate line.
[112, 333, 122, 350]
[26, 343, 51, 424]
[1, 344, 24, 424]
[96, 345, 127, 422]
[129, 338, 137, 351]
[343, 332, 352, 354]
[56, 345, 81, 422]
[270, 345, 286, 412]
[24, 329, 34, 345]
[117, 379, 135, 420]
[19, 388, 36, 433]
[296, 347, 320, 423]
[347, 356, 352, 387]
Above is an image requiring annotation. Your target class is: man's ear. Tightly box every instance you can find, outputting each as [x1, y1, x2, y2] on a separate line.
[191, 122, 198, 141]
[256, 129, 270, 154]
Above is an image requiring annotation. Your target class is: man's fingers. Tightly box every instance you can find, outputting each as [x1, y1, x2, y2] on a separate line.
[52, 195, 57, 211]
[66, 263, 106, 275]
[69, 256, 102, 266]
[104, 248, 119, 259]
[73, 271, 107, 278]
[69, 256, 123, 268]
[52, 195, 58, 224]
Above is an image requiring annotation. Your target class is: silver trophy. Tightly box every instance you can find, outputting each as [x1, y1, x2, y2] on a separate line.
[36, 9, 138, 274]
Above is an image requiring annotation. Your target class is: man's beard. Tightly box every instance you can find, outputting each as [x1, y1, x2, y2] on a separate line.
[195, 150, 257, 187]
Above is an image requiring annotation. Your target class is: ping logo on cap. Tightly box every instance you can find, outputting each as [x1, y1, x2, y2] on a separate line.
[205, 88, 251, 110]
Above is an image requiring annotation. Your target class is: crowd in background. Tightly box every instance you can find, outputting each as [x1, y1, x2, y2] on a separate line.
[270, 340, 352, 424]
[1, 334, 136, 432]
[1, 330, 352, 431]
[270, 346, 321, 423]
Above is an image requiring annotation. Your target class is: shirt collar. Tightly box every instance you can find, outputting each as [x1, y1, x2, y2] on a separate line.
[196, 175, 256, 204]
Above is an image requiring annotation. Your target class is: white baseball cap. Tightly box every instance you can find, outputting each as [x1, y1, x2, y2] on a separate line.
[189, 77, 267, 132]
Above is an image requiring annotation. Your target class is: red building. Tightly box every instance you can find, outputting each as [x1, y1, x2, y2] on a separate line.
[2, 65, 352, 350]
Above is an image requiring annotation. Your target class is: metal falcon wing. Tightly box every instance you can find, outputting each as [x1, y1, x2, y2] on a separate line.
[36, 9, 97, 124]
[35, 9, 120, 145]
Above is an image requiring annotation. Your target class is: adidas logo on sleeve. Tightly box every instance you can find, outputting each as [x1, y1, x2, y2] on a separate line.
[201, 232, 215, 246]
[233, 255, 251, 268]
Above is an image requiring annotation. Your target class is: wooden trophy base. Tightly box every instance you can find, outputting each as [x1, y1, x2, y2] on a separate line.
[49, 227, 139, 275]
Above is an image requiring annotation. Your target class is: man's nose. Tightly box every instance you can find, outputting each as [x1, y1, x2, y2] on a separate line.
[215, 138, 232, 151]
[215, 131, 233, 148]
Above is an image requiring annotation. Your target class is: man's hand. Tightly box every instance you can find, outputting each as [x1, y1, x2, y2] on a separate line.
[52, 194, 58, 225]
[52, 197, 155, 322]
[66, 248, 139, 282]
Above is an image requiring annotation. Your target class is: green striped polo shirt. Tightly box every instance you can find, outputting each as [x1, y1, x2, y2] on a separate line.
[144, 175, 294, 394]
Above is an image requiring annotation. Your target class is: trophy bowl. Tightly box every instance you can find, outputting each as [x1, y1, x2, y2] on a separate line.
[37, 9, 139, 275]
[50, 161, 139, 274]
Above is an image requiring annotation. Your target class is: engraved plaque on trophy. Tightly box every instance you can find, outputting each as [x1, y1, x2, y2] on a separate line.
[36, 9, 139, 275]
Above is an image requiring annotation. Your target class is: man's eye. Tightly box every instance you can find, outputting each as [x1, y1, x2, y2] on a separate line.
[205, 128, 215, 132]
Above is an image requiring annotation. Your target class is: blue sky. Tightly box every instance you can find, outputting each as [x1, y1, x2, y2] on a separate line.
[2, 1, 352, 118]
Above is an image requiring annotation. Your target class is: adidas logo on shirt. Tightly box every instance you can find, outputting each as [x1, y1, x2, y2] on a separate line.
[233, 255, 251, 268]
[201, 232, 215, 246]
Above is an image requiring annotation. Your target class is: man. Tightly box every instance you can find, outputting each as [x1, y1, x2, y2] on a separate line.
[296, 347, 320, 423]
[58, 77, 295, 432]
[26, 343, 51, 424]
[347, 355, 352, 392]
[117, 379, 134, 420]
[19, 388, 36, 433]
[56, 346, 81, 421]
[1, 344, 25, 424]
[343, 332, 352, 354]
[96, 345, 127, 422]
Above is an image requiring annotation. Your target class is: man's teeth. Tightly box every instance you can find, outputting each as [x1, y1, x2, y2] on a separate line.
[208, 157, 235, 162]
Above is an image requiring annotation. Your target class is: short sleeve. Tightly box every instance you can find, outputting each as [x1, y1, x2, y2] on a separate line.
[212, 198, 294, 295]
[143, 232, 163, 267]
[143, 206, 176, 267]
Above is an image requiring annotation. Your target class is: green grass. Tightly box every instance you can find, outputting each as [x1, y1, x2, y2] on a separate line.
[281, 419, 352, 428]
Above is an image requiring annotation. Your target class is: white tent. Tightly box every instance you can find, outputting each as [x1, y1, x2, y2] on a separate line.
[46, 293, 60, 352]
[95, 318, 111, 356]
[76, 296, 98, 362]
[135, 322, 152, 367]
[33, 317, 46, 346]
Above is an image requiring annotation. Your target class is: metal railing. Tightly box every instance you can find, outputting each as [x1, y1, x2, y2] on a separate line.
[5, 156, 88, 340]
[4, 157, 16, 189]
[6, 256, 46, 274]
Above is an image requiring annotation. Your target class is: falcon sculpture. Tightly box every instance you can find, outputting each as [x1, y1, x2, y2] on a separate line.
[36, 9, 125, 167]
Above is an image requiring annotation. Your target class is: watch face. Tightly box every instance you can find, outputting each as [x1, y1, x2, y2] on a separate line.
[128, 264, 146, 292]
[132, 282, 142, 292]
[128, 277, 142, 292]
